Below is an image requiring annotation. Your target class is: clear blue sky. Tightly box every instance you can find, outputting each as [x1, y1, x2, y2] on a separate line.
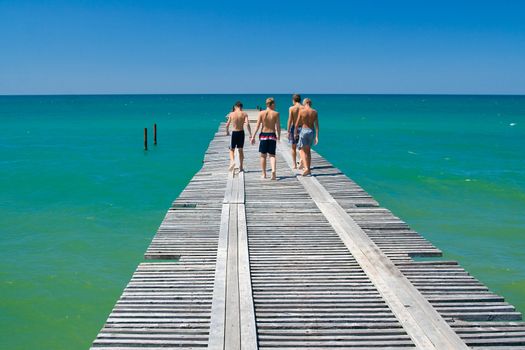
[1, 0, 524, 94]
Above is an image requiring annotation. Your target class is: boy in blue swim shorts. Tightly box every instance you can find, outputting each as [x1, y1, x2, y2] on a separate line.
[295, 98, 319, 176]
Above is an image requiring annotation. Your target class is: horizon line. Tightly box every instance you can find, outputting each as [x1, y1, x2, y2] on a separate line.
[1, 93, 525, 97]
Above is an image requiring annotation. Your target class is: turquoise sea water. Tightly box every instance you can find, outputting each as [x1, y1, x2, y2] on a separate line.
[1, 95, 524, 349]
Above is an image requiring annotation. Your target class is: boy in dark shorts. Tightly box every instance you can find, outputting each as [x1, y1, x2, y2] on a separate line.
[287, 94, 303, 169]
[226, 101, 252, 172]
[251, 97, 281, 180]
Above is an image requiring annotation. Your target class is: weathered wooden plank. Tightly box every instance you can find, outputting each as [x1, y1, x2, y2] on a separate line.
[238, 203, 258, 349]
[277, 136, 468, 349]
[207, 203, 229, 349]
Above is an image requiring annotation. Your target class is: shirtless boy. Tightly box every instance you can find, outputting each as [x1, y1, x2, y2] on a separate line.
[251, 97, 281, 180]
[295, 98, 319, 176]
[287, 94, 303, 169]
[225, 101, 252, 172]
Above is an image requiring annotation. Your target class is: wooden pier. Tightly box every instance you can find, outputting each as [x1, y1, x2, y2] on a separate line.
[91, 110, 525, 349]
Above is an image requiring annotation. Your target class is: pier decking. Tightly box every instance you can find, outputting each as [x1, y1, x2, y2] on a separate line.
[91, 110, 525, 349]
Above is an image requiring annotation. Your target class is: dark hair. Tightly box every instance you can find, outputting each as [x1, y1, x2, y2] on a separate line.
[234, 101, 243, 110]
[292, 94, 301, 103]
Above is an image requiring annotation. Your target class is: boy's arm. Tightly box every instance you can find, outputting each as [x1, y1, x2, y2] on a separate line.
[244, 113, 252, 137]
[276, 112, 281, 141]
[251, 113, 262, 139]
[225, 113, 231, 135]
[314, 113, 319, 145]
[295, 110, 302, 138]
[287, 107, 293, 131]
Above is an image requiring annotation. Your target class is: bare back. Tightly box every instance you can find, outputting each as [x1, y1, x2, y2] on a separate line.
[259, 109, 279, 132]
[229, 111, 248, 131]
[288, 104, 302, 128]
[298, 108, 318, 129]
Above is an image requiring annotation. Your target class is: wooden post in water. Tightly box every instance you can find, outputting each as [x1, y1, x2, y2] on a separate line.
[144, 128, 148, 151]
[154, 123, 157, 146]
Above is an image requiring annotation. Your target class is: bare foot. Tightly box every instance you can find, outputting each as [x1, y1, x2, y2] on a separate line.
[228, 162, 235, 171]
[261, 173, 267, 179]
[302, 169, 311, 176]
[292, 165, 297, 169]
[271, 172, 276, 180]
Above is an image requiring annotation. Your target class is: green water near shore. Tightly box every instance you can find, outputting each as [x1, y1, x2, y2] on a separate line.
[1, 95, 524, 349]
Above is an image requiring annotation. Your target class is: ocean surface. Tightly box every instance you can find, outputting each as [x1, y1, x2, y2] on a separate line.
[1, 94, 524, 349]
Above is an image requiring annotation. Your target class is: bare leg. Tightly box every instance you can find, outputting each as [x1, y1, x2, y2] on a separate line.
[238, 148, 244, 171]
[229, 149, 235, 171]
[302, 146, 312, 176]
[260, 154, 267, 178]
[299, 148, 306, 172]
[269, 155, 276, 180]
[291, 144, 297, 169]
[307, 148, 312, 171]
[298, 147, 304, 170]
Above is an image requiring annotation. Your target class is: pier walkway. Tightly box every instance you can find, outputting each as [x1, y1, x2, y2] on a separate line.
[91, 110, 525, 349]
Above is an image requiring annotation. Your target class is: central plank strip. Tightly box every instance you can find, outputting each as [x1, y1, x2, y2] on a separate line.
[238, 201, 258, 348]
[277, 139, 470, 350]
[225, 201, 240, 348]
[209, 169, 257, 350]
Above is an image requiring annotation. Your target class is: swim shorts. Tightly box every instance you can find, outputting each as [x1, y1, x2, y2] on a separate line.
[288, 125, 299, 145]
[230, 130, 245, 149]
[259, 132, 277, 155]
[297, 127, 314, 149]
